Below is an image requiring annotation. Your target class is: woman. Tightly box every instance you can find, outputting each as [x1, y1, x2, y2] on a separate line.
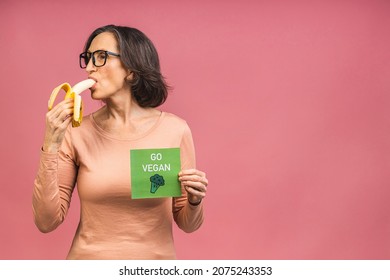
[33, 25, 208, 259]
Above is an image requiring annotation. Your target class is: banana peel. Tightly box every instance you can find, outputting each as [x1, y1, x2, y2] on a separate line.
[48, 79, 96, 127]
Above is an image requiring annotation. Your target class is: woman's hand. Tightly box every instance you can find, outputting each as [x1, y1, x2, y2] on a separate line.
[178, 169, 208, 206]
[42, 98, 74, 153]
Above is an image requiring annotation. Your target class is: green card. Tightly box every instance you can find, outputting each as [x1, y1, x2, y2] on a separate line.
[130, 148, 181, 199]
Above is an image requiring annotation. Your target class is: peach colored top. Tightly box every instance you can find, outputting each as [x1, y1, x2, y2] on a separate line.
[33, 111, 203, 259]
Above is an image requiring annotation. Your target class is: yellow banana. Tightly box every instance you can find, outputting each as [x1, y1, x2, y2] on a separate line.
[48, 79, 96, 127]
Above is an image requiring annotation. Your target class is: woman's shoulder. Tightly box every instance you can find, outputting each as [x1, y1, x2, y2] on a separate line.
[161, 111, 190, 128]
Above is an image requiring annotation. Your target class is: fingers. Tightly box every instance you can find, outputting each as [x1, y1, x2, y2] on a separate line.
[178, 169, 208, 202]
[46, 99, 74, 126]
[43, 99, 74, 153]
[48, 98, 74, 115]
[185, 185, 207, 200]
[179, 175, 208, 189]
[179, 169, 206, 177]
[179, 170, 208, 186]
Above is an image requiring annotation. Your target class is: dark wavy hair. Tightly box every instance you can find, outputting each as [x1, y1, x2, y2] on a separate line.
[83, 24, 169, 107]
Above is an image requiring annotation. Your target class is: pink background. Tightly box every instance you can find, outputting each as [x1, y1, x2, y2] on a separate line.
[1, 0, 390, 259]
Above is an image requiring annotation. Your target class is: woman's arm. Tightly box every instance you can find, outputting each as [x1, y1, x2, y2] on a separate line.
[32, 148, 77, 233]
[33, 99, 78, 233]
[172, 124, 208, 233]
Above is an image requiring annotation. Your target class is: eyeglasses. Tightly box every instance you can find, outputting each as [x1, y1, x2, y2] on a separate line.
[79, 50, 120, 69]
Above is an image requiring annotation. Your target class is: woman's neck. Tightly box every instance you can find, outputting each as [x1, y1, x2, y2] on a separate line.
[93, 100, 161, 137]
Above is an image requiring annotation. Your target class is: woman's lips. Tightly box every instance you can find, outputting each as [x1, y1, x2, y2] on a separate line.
[88, 77, 97, 90]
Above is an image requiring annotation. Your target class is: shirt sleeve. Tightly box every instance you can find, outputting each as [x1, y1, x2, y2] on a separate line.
[32, 128, 78, 233]
[172, 123, 204, 233]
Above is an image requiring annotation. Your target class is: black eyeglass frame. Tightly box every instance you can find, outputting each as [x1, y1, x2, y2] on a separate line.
[79, 50, 121, 69]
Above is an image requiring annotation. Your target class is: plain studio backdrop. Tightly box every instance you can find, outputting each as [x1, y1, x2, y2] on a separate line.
[0, 0, 389, 259]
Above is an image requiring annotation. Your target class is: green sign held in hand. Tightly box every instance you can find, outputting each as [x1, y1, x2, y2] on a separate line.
[130, 148, 181, 199]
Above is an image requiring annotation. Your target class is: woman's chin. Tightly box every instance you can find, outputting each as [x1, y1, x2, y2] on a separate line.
[90, 91, 101, 100]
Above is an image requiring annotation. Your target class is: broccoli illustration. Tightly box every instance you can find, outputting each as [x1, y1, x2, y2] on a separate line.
[150, 174, 165, 193]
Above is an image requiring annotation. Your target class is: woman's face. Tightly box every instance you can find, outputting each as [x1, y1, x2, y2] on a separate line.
[86, 32, 130, 100]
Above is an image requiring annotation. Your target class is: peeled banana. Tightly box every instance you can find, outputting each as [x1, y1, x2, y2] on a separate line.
[48, 79, 96, 127]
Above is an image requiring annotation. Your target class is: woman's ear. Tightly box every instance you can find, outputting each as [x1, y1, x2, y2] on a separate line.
[126, 71, 134, 82]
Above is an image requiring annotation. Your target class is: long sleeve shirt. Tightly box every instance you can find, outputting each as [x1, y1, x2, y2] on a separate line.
[33, 111, 203, 259]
